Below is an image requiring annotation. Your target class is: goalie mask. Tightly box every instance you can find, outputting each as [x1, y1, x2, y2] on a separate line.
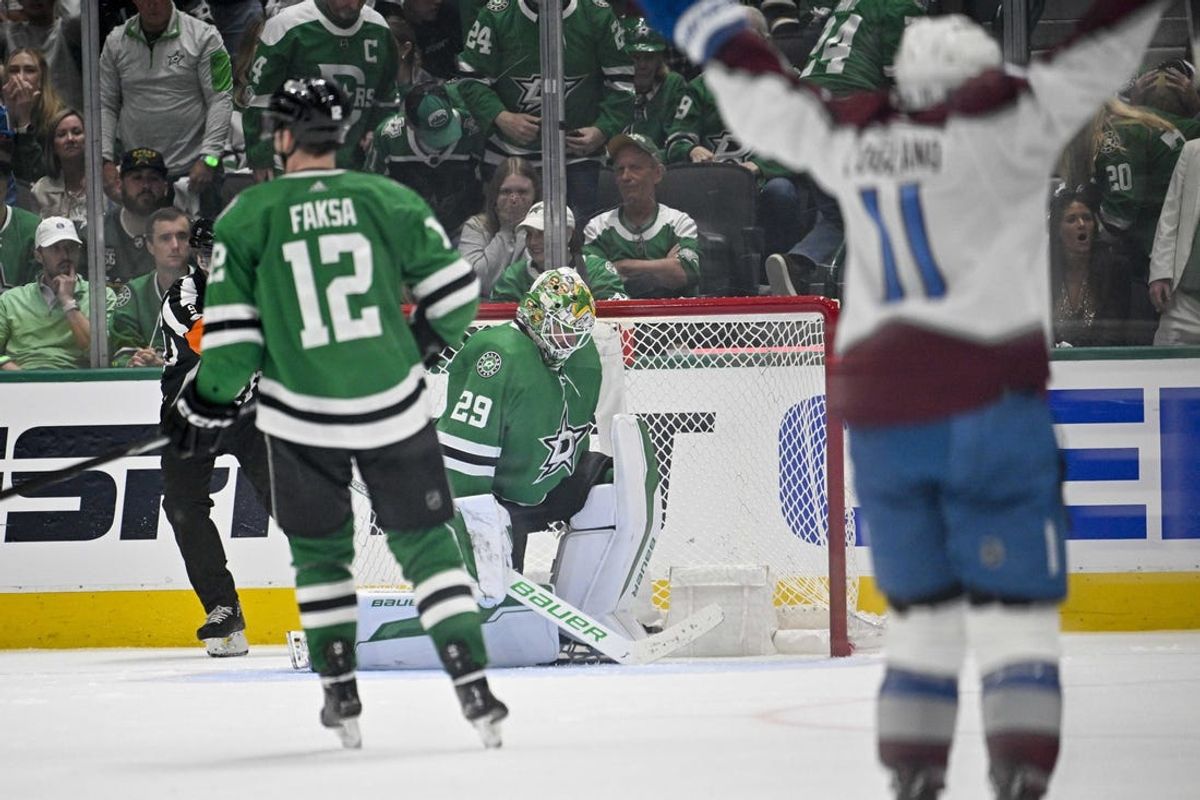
[516, 267, 597, 369]
[893, 15, 1002, 111]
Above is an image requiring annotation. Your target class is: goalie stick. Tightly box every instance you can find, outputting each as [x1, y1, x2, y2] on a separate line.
[287, 571, 724, 669]
[0, 434, 168, 503]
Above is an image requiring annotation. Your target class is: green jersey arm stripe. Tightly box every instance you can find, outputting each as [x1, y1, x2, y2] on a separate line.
[413, 259, 479, 319]
[444, 453, 498, 478]
[438, 430, 502, 459]
[205, 303, 260, 324]
[201, 323, 263, 350]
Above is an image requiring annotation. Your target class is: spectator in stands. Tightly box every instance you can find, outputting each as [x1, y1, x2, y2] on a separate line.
[376, 0, 461, 81]
[206, 0, 266, 57]
[31, 108, 86, 227]
[491, 201, 627, 301]
[105, 147, 173, 288]
[459, 156, 539, 297]
[664, 10, 807, 282]
[365, 80, 485, 242]
[2, 0, 83, 110]
[624, 17, 687, 150]
[241, 0, 397, 179]
[1088, 99, 1195, 278]
[1126, 59, 1200, 124]
[1148, 137, 1200, 346]
[584, 133, 699, 298]
[1049, 183, 1135, 348]
[99, 0, 233, 216]
[765, 0, 927, 296]
[456, 0, 633, 220]
[111, 207, 195, 368]
[387, 15, 433, 97]
[0, 216, 116, 370]
[4, 47, 66, 185]
[0, 132, 41, 290]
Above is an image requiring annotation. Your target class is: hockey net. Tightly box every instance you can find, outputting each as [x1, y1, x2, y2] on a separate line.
[350, 296, 870, 657]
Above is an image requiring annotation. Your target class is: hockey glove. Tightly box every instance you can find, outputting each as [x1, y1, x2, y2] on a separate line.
[162, 381, 240, 459]
[638, 0, 749, 64]
[409, 308, 448, 369]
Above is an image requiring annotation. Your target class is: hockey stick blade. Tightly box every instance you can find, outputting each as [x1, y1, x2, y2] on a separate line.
[0, 434, 169, 503]
[506, 569, 724, 665]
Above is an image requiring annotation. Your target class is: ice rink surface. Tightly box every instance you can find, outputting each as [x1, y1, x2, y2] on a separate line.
[2, 632, 1197, 800]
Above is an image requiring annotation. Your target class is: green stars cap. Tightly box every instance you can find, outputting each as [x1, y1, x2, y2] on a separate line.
[623, 17, 667, 53]
[606, 131, 662, 164]
[412, 91, 464, 151]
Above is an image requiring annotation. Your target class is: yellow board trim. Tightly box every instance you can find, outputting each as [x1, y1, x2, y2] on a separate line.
[1, 572, 1198, 649]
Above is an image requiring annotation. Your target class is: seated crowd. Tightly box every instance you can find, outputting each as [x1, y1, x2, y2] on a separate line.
[0, 0, 1198, 372]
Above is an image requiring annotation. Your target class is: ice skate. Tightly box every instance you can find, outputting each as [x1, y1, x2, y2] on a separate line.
[990, 763, 1049, 800]
[320, 673, 363, 750]
[891, 766, 945, 800]
[197, 604, 248, 658]
[441, 641, 508, 749]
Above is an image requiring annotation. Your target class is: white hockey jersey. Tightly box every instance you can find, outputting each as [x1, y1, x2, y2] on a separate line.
[704, 0, 1165, 424]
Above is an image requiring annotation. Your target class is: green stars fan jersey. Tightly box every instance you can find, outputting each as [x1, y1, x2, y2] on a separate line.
[489, 254, 628, 301]
[631, 70, 688, 149]
[1094, 118, 1196, 258]
[456, 0, 634, 165]
[799, 0, 928, 94]
[364, 85, 487, 238]
[196, 169, 479, 449]
[437, 322, 602, 506]
[582, 203, 700, 297]
[242, 0, 398, 170]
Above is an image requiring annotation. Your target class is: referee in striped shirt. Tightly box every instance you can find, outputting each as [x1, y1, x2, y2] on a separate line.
[159, 218, 272, 658]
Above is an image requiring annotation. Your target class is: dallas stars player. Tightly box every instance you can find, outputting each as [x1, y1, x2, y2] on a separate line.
[162, 78, 507, 749]
[242, 0, 398, 177]
[455, 0, 634, 170]
[439, 268, 663, 641]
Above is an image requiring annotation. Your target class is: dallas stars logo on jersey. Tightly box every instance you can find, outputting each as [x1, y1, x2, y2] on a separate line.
[512, 75, 586, 114]
[535, 405, 593, 484]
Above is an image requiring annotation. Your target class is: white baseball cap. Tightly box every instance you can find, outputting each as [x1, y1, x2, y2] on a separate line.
[518, 201, 575, 233]
[35, 216, 83, 249]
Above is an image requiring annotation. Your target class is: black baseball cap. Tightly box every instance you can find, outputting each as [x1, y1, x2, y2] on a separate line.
[120, 147, 168, 177]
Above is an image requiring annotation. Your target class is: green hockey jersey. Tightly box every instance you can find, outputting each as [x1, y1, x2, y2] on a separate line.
[663, 76, 794, 182]
[241, 0, 398, 170]
[196, 169, 479, 449]
[489, 253, 628, 301]
[109, 270, 166, 364]
[630, 70, 688, 149]
[437, 322, 602, 506]
[582, 203, 700, 297]
[799, 0, 928, 94]
[1094, 117, 1197, 258]
[364, 85, 486, 238]
[456, 0, 634, 165]
[0, 204, 40, 289]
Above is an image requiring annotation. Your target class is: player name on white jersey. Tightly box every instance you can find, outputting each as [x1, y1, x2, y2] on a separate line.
[288, 197, 359, 234]
[848, 133, 943, 178]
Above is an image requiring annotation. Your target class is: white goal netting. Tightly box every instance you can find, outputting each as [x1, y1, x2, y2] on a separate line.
[350, 297, 867, 653]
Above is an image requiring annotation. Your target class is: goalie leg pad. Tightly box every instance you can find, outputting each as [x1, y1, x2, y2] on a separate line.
[551, 414, 663, 640]
[454, 494, 513, 608]
[877, 600, 967, 791]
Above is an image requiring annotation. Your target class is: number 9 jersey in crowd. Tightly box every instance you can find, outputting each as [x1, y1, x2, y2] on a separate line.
[699, 0, 1166, 425]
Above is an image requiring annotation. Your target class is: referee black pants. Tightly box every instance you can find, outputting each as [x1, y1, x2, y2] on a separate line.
[161, 414, 272, 614]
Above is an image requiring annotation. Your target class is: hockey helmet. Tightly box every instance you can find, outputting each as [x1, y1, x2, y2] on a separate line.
[263, 77, 349, 149]
[189, 217, 216, 271]
[516, 267, 596, 369]
[893, 15, 1002, 110]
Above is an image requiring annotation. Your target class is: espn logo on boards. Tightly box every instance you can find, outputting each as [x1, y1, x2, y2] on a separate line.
[0, 424, 268, 543]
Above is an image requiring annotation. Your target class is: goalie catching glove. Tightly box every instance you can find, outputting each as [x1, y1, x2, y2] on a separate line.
[162, 381, 241, 458]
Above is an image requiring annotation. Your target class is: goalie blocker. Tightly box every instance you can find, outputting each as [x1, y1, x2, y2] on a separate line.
[292, 414, 675, 668]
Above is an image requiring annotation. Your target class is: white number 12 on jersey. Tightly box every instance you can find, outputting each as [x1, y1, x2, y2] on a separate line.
[283, 232, 383, 350]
